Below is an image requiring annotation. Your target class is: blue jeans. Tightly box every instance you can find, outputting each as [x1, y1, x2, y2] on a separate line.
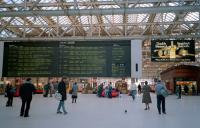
[57, 101, 67, 113]
[131, 90, 136, 100]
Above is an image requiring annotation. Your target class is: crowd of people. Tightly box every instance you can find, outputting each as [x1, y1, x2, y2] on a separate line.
[4, 78, 197, 117]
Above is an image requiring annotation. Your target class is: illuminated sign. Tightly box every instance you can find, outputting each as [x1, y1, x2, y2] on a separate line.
[151, 40, 195, 62]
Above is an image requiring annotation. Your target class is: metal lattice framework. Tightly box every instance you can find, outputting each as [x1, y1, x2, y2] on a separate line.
[0, 0, 200, 78]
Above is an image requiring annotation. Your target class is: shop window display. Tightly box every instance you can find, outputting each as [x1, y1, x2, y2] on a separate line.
[176, 81, 197, 95]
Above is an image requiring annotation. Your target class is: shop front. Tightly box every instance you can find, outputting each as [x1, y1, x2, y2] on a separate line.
[161, 65, 200, 95]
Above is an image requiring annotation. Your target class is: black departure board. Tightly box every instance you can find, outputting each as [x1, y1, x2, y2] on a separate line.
[3, 41, 131, 77]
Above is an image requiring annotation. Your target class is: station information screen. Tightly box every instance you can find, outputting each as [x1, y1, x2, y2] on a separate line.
[3, 41, 131, 77]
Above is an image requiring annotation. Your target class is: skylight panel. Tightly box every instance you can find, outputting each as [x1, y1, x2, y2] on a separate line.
[27, 17, 34, 21]
[3, 0, 13, 4]
[15, 0, 23, 4]
[79, 16, 89, 25]
[99, 5, 119, 9]
[103, 15, 122, 24]
[135, 4, 153, 8]
[138, 25, 146, 30]
[185, 12, 199, 21]
[10, 18, 23, 25]
[4, 0, 24, 4]
[19, 28, 33, 33]
[114, 15, 123, 23]
[164, 25, 169, 29]
[65, 0, 73, 2]
[0, 8, 7, 11]
[168, 2, 180, 6]
[58, 16, 71, 25]
[15, 17, 24, 23]
[41, 7, 58, 10]
[83, 26, 89, 31]
[61, 27, 71, 31]
[1, 17, 12, 22]
[0, 30, 9, 37]
[137, 14, 149, 23]
[163, 13, 175, 22]
[69, 5, 87, 9]
[51, 16, 58, 23]
[181, 24, 190, 30]
[39, 0, 57, 3]
[0, 29, 17, 37]
[128, 14, 137, 23]
[33, 17, 48, 25]
[91, 16, 98, 24]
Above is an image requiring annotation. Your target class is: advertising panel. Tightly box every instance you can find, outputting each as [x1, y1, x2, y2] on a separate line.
[151, 40, 195, 62]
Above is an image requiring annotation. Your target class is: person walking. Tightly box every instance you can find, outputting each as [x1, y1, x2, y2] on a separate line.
[108, 82, 112, 98]
[177, 85, 182, 99]
[184, 85, 189, 95]
[43, 82, 51, 97]
[155, 80, 167, 115]
[71, 82, 78, 103]
[142, 81, 152, 110]
[97, 83, 103, 97]
[192, 85, 196, 95]
[138, 84, 142, 94]
[129, 82, 137, 100]
[6, 83, 15, 107]
[19, 78, 36, 117]
[49, 82, 54, 97]
[57, 78, 68, 115]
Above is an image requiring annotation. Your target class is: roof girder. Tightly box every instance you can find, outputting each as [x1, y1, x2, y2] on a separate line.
[0, 0, 196, 8]
[0, 5, 199, 17]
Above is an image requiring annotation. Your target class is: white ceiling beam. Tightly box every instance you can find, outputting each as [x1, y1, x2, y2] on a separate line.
[0, 5, 199, 17]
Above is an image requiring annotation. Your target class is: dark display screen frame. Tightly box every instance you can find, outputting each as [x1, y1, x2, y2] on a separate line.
[3, 41, 131, 77]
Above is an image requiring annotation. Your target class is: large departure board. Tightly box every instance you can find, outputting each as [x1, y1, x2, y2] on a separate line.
[3, 41, 131, 77]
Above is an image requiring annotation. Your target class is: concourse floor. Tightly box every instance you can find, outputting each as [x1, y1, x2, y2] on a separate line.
[0, 93, 199, 128]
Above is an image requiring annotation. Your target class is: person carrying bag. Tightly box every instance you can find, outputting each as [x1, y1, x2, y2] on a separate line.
[155, 80, 168, 115]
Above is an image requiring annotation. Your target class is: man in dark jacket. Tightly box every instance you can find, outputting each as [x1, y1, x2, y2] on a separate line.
[57, 78, 68, 115]
[19, 78, 36, 117]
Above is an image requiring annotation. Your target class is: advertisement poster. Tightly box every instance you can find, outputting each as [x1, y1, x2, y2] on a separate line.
[151, 40, 195, 62]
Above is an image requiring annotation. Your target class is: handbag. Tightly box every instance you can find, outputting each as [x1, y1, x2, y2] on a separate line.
[69, 89, 73, 94]
[161, 89, 168, 97]
[54, 91, 62, 100]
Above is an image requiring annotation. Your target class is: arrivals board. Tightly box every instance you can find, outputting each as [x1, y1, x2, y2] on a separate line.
[3, 41, 131, 77]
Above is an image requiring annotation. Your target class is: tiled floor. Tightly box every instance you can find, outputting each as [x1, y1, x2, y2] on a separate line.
[0, 93, 199, 128]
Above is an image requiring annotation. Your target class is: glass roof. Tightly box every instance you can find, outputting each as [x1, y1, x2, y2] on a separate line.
[103, 15, 123, 24]
[0, 0, 199, 39]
